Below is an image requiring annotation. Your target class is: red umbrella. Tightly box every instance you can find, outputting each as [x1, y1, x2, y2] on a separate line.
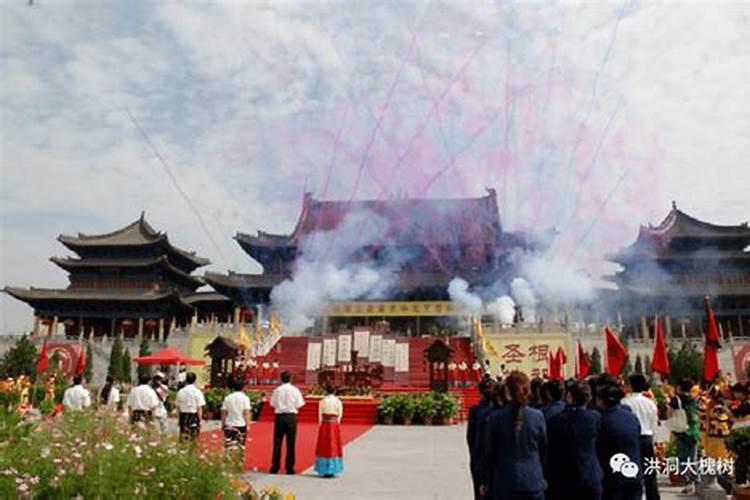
[133, 346, 205, 366]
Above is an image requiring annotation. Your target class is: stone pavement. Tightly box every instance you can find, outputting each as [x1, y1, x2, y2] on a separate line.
[241, 423, 712, 500]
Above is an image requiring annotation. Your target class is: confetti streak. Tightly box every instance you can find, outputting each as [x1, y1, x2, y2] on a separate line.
[534, 0, 628, 233]
[125, 108, 227, 266]
[376, 36, 487, 199]
[557, 98, 623, 239]
[567, 168, 629, 261]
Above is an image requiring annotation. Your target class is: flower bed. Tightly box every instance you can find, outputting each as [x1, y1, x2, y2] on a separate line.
[0, 408, 240, 498]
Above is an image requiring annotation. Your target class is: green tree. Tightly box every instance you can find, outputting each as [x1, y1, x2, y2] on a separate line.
[590, 347, 602, 374]
[668, 342, 702, 384]
[107, 335, 124, 381]
[137, 336, 152, 380]
[121, 349, 132, 384]
[84, 342, 94, 383]
[634, 354, 644, 375]
[0, 335, 38, 379]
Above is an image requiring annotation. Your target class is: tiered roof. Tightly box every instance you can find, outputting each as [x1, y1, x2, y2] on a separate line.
[606, 203, 750, 298]
[58, 212, 209, 272]
[3, 214, 210, 314]
[236, 189, 504, 265]
[609, 202, 750, 264]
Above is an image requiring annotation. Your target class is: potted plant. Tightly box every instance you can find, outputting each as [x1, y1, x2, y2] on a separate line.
[416, 394, 437, 425]
[400, 395, 416, 425]
[433, 392, 458, 425]
[725, 427, 750, 499]
[379, 396, 397, 425]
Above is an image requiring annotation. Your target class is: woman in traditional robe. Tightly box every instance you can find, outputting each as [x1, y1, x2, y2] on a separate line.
[314, 385, 344, 478]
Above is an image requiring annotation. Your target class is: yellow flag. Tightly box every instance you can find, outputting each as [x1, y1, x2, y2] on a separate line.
[238, 323, 250, 348]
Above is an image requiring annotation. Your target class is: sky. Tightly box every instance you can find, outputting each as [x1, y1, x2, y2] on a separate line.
[1, 0, 748, 334]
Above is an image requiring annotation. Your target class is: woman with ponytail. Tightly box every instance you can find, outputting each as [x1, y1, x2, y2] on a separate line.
[480, 370, 546, 500]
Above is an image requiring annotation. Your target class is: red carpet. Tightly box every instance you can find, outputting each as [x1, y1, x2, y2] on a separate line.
[201, 421, 373, 473]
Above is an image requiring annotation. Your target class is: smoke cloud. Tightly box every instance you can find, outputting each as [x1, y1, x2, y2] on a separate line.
[487, 295, 516, 326]
[447, 277, 483, 315]
[510, 277, 537, 323]
[269, 210, 405, 334]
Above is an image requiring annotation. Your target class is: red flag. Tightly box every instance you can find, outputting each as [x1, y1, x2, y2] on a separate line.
[75, 345, 86, 377]
[605, 327, 628, 376]
[651, 315, 670, 377]
[36, 340, 49, 374]
[703, 298, 721, 382]
[548, 351, 557, 380]
[576, 340, 591, 379]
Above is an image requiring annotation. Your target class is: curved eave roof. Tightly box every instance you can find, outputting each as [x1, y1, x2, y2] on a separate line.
[204, 271, 286, 291]
[3, 286, 181, 303]
[57, 214, 210, 268]
[182, 291, 232, 305]
[50, 256, 204, 288]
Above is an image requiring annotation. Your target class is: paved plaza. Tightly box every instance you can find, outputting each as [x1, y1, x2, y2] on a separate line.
[242, 423, 704, 500]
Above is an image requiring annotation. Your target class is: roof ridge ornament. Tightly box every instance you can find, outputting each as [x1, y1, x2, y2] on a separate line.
[672, 200, 677, 210]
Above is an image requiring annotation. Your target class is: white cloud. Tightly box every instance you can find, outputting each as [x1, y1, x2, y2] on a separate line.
[1, 1, 748, 333]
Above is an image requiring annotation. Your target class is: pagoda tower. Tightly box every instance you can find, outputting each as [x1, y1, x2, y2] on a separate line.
[4, 213, 212, 339]
[606, 202, 750, 337]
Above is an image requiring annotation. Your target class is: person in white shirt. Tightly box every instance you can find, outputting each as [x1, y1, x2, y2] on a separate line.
[175, 372, 205, 440]
[151, 373, 170, 434]
[98, 375, 120, 410]
[126, 375, 161, 425]
[623, 373, 660, 500]
[221, 378, 252, 451]
[314, 385, 344, 478]
[269, 371, 305, 474]
[62, 376, 91, 411]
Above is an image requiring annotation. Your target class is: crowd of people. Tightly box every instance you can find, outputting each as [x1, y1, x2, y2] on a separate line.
[58, 370, 345, 478]
[465, 370, 729, 500]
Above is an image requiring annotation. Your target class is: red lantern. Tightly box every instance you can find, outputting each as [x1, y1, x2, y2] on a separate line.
[144, 319, 158, 329]
[40, 317, 52, 325]
[121, 319, 134, 328]
[242, 309, 253, 321]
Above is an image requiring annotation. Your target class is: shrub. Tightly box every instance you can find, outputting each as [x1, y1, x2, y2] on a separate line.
[0, 335, 37, 380]
[121, 349, 132, 384]
[415, 394, 437, 419]
[379, 396, 399, 418]
[136, 337, 152, 380]
[107, 336, 124, 382]
[0, 410, 239, 498]
[432, 392, 458, 419]
[204, 387, 229, 415]
[84, 343, 94, 383]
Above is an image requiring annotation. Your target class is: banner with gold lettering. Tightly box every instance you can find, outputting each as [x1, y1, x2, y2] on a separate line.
[323, 301, 461, 317]
[485, 333, 572, 379]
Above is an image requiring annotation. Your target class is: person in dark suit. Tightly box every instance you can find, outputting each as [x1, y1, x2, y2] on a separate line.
[481, 371, 546, 500]
[546, 381, 603, 500]
[539, 380, 565, 423]
[595, 380, 643, 500]
[467, 378, 495, 500]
